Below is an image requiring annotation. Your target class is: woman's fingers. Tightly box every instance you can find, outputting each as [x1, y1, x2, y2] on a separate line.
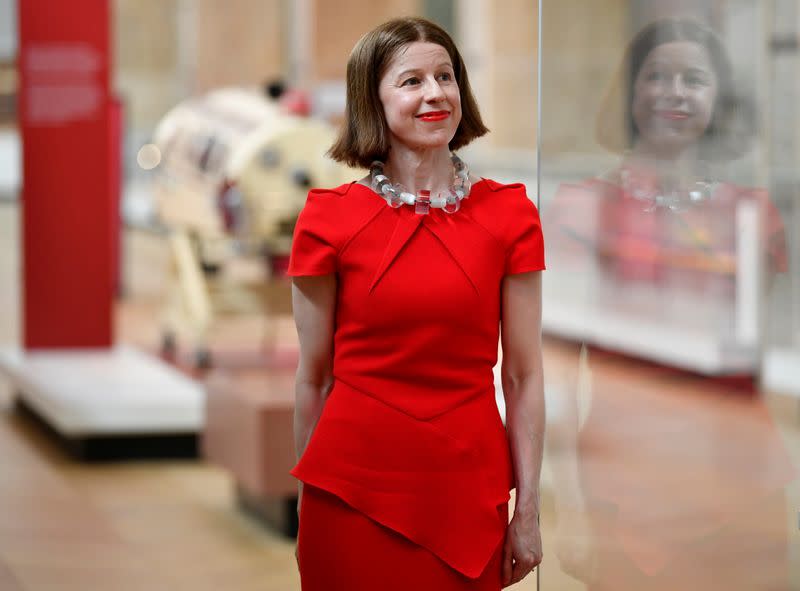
[510, 557, 537, 586]
[511, 546, 539, 584]
[507, 538, 543, 585]
[503, 515, 543, 587]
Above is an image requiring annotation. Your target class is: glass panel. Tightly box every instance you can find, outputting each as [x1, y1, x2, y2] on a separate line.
[540, 1, 799, 589]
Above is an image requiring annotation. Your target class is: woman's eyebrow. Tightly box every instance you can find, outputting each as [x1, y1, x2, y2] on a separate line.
[396, 68, 422, 79]
[395, 63, 454, 79]
[642, 60, 711, 73]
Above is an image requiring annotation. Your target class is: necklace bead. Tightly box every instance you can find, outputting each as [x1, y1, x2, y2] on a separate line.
[370, 153, 471, 215]
[620, 165, 717, 213]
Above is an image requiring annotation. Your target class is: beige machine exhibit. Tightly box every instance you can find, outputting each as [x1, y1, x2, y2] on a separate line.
[152, 87, 355, 367]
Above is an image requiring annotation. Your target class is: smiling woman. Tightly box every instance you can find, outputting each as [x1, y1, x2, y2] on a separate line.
[378, 42, 462, 153]
[290, 16, 546, 591]
[327, 17, 487, 171]
[631, 40, 719, 158]
[595, 17, 751, 162]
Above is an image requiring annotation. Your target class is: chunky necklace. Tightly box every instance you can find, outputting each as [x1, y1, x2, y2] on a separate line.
[620, 164, 718, 213]
[370, 153, 471, 215]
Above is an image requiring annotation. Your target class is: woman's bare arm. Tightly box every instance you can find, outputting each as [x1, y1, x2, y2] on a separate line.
[500, 270, 545, 585]
[292, 274, 337, 506]
[501, 271, 545, 517]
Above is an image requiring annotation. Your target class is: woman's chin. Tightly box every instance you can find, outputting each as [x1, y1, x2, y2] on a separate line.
[390, 128, 456, 152]
[407, 136, 457, 151]
[638, 135, 703, 158]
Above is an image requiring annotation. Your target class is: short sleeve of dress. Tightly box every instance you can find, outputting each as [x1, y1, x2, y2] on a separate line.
[503, 185, 546, 275]
[287, 190, 340, 276]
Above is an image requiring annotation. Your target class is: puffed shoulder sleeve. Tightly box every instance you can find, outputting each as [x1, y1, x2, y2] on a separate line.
[502, 185, 546, 275]
[287, 189, 341, 276]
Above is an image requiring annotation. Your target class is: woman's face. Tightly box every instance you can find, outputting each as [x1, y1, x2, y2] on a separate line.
[631, 41, 718, 157]
[378, 41, 462, 152]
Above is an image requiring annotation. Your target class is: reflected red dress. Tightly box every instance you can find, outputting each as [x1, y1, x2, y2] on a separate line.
[288, 179, 545, 590]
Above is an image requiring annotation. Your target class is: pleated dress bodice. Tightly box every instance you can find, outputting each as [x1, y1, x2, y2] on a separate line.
[288, 178, 545, 578]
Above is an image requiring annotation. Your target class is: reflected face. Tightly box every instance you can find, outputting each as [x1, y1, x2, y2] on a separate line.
[378, 41, 462, 152]
[632, 41, 718, 156]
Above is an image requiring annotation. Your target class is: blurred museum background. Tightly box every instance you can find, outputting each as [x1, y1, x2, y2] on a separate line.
[0, 0, 798, 589]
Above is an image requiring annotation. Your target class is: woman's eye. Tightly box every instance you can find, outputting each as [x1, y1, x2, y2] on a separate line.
[401, 77, 420, 86]
[438, 72, 453, 82]
[684, 72, 709, 86]
[646, 70, 666, 82]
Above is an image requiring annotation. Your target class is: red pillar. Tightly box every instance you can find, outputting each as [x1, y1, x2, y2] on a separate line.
[18, 0, 116, 349]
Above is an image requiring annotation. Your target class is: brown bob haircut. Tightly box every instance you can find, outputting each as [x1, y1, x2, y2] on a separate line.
[328, 17, 489, 169]
[596, 18, 756, 161]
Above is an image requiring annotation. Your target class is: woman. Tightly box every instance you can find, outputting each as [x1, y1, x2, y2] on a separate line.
[288, 17, 546, 591]
[544, 18, 795, 590]
[549, 18, 786, 295]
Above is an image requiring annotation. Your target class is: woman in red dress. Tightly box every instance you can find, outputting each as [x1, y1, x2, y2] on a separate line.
[288, 17, 546, 590]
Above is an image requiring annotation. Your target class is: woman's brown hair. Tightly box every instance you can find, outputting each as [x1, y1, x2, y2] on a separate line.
[328, 17, 488, 169]
[596, 18, 755, 161]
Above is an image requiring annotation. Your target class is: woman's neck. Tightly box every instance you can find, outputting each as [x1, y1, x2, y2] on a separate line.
[383, 144, 454, 196]
[626, 143, 707, 185]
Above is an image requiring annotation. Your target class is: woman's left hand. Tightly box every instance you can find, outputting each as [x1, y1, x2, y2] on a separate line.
[501, 508, 543, 588]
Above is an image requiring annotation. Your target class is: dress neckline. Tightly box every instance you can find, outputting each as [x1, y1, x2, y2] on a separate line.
[349, 177, 489, 212]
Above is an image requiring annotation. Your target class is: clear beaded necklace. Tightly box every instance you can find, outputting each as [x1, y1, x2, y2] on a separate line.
[370, 152, 472, 215]
[620, 162, 718, 213]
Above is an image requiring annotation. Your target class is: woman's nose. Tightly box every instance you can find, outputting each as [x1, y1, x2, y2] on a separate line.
[424, 78, 446, 102]
[665, 75, 688, 99]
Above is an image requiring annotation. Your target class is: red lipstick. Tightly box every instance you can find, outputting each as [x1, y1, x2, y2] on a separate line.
[417, 111, 450, 121]
[656, 110, 690, 120]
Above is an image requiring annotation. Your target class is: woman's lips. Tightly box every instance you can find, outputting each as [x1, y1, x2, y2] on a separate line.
[417, 111, 450, 122]
[655, 110, 690, 120]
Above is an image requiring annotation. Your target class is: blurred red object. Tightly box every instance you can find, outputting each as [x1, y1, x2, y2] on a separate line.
[280, 88, 312, 117]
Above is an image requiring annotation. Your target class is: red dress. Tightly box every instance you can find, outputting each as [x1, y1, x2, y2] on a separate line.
[287, 179, 546, 590]
[546, 178, 788, 284]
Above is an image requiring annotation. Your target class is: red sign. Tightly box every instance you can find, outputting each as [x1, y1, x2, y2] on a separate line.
[18, 0, 116, 348]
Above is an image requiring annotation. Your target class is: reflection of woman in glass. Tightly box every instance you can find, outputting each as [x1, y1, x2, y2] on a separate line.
[544, 18, 795, 590]
[550, 18, 786, 312]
